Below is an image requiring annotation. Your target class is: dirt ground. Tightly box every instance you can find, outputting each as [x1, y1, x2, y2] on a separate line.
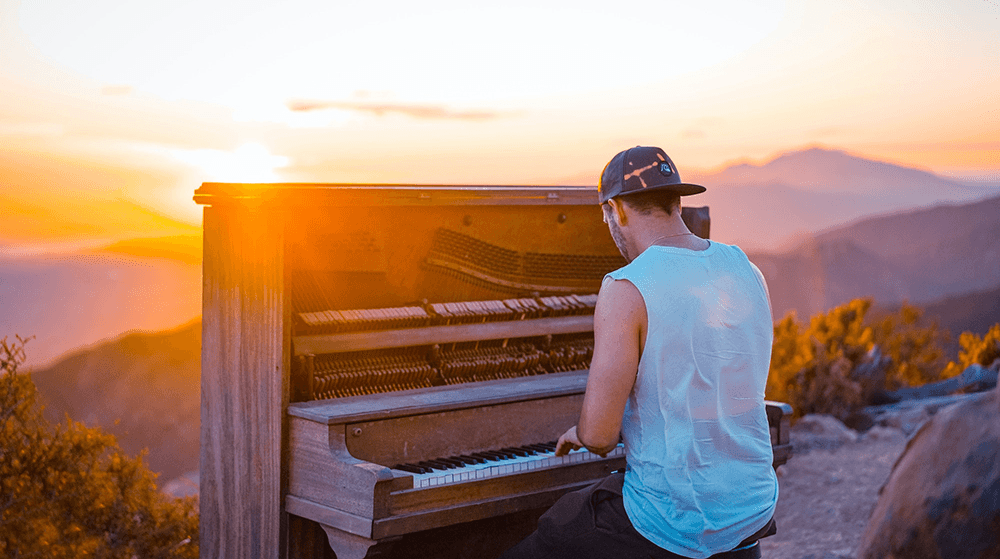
[760, 425, 909, 559]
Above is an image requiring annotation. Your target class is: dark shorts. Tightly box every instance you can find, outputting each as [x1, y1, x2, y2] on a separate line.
[499, 473, 771, 559]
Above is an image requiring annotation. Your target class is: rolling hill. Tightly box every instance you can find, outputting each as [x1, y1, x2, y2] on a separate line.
[747, 194, 1000, 320]
[30, 320, 201, 483]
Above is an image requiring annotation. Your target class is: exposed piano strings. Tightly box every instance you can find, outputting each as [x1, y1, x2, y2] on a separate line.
[294, 294, 600, 401]
[306, 335, 594, 400]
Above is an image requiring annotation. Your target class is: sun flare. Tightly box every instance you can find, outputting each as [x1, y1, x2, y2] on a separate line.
[169, 143, 289, 183]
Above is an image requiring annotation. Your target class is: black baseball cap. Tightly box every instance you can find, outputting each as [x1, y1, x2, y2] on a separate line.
[598, 146, 706, 204]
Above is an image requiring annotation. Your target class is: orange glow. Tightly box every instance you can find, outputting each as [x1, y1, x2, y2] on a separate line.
[0, 0, 997, 251]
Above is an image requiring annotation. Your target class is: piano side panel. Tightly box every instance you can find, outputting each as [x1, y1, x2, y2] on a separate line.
[200, 204, 288, 559]
[287, 417, 407, 535]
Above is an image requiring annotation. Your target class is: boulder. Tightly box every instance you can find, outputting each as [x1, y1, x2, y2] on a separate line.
[790, 414, 858, 451]
[856, 386, 1000, 559]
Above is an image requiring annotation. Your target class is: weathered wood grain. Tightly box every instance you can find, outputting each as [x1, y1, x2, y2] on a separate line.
[200, 204, 287, 559]
[286, 417, 399, 533]
[345, 395, 583, 465]
[288, 370, 588, 424]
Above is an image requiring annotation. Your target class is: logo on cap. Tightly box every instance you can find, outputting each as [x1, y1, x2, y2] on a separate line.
[659, 162, 673, 176]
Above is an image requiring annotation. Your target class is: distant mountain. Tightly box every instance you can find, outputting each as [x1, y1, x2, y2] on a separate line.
[921, 286, 1000, 340]
[748, 194, 1000, 321]
[31, 320, 201, 483]
[686, 147, 999, 252]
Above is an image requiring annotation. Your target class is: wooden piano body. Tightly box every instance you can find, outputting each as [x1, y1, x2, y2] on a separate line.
[195, 184, 792, 559]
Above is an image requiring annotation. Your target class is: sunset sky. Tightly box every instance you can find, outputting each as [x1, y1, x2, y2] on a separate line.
[2, 0, 999, 246]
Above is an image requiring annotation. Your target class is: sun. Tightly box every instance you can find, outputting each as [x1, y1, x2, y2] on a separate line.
[170, 143, 289, 183]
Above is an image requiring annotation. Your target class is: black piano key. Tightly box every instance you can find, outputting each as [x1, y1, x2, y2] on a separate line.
[394, 463, 431, 474]
[472, 451, 508, 461]
[526, 443, 553, 453]
[454, 454, 486, 465]
[417, 460, 452, 471]
[436, 457, 467, 468]
[501, 447, 530, 457]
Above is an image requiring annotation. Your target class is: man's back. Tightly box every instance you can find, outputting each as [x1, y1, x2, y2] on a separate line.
[606, 241, 777, 558]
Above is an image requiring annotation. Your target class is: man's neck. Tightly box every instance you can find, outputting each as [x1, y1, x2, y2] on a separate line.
[632, 214, 707, 253]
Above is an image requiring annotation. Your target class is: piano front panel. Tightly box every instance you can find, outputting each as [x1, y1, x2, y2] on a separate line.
[378, 455, 624, 539]
[345, 394, 584, 465]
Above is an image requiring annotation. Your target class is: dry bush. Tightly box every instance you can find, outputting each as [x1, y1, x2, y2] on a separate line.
[942, 323, 1000, 378]
[766, 299, 954, 421]
[0, 336, 198, 559]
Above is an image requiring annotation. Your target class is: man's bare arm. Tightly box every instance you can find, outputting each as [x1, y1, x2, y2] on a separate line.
[556, 277, 645, 456]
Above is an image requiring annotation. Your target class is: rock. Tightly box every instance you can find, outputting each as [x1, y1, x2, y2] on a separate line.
[791, 414, 858, 452]
[860, 425, 903, 442]
[880, 405, 930, 435]
[161, 470, 200, 499]
[858, 391, 982, 437]
[882, 364, 999, 402]
[851, 346, 894, 402]
[856, 386, 1000, 559]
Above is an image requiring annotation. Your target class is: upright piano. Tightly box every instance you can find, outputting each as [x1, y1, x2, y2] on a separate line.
[195, 184, 792, 559]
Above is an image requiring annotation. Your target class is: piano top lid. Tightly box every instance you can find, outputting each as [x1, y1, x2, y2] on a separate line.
[288, 370, 590, 425]
[193, 183, 601, 207]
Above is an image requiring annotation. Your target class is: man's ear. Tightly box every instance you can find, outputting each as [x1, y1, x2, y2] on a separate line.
[608, 198, 628, 226]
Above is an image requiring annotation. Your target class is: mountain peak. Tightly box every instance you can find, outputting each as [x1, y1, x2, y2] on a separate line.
[685, 146, 999, 252]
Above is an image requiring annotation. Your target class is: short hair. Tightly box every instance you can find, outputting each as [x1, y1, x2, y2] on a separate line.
[616, 189, 680, 216]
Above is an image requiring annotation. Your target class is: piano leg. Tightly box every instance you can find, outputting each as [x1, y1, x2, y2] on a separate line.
[319, 524, 400, 559]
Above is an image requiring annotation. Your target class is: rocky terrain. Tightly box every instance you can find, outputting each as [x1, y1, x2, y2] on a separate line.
[762, 393, 988, 559]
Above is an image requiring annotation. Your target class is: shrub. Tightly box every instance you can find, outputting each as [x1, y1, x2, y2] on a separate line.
[766, 299, 873, 420]
[766, 299, 954, 420]
[870, 302, 952, 388]
[0, 336, 198, 559]
[942, 323, 1000, 378]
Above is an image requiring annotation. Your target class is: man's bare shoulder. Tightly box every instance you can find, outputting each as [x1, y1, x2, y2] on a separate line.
[596, 276, 646, 324]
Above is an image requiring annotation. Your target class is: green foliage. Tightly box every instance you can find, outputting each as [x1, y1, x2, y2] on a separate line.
[0, 336, 198, 559]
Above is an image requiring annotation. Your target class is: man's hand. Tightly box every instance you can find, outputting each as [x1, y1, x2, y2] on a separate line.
[555, 425, 583, 457]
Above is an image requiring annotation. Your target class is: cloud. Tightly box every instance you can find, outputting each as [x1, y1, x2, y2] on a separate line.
[286, 99, 508, 121]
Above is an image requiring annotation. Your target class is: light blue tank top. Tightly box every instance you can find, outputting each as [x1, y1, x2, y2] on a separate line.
[605, 241, 778, 558]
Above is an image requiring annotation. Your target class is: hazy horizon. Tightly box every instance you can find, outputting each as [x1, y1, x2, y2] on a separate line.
[2, 0, 998, 247]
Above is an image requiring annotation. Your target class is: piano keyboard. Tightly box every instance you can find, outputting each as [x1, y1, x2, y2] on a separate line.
[393, 442, 626, 488]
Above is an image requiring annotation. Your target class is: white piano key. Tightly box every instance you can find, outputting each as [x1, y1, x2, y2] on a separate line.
[405, 444, 624, 488]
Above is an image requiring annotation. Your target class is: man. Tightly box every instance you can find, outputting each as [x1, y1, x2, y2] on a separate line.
[501, 147, 778, 559]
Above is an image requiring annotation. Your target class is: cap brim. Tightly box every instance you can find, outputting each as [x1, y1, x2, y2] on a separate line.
[618, 182, 706, 197]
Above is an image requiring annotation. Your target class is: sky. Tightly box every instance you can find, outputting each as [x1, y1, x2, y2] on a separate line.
[1, 0, 999, 243]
